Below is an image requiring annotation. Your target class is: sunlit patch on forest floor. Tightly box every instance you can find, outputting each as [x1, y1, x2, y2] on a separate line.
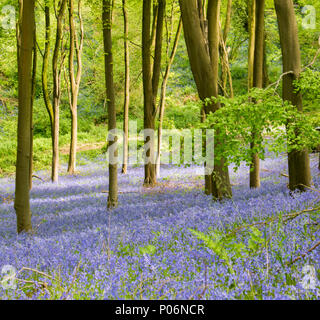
[0, 154, 319, 300]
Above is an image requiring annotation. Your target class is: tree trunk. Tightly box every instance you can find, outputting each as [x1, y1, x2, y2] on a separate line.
[42, 1, 55, 179]
[219, 0, 233, 97]
[248, 0, 256, 90]
[206, 0, 220, 195]
[67, 0, 83, 175]
[15, 0, 35, 233]
[249, 0, 265, 189]
[223, 0, 232, 43]
[52, 0, 67, 183]
[67, 0, 77, 175]
[68, 109, 78, 173]
[263, 32, 269, 87]
[197, 0, 206, 41]
[122, 0, 130, 174]
[142, 0, 165, 187]
[150, 2, 159, 50]
[16, 0, 35, 191]
[179, 0, 232, 199]
[209, 0, 232, 199]
[274, 0, 311, 192]
[142, 0, 156, 186]
[16, 0, 22, 65]
[29, 23, 37, 190]
[103, 0, 118, 208]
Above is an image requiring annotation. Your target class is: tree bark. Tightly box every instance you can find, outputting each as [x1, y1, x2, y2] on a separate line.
[219, 0, 233, 98]
[29, 22, 37, 190]
[142, 0, 155, 186]
[249, 0, 265, 189]
[274, 0, 311, 192]
[103, 0, 118, 208]
[197, 0, 207, 43]
[42, 1, 55, 177]
[248, 0, 256, 90]
[15, 0, 35, 233]
[179, 0, 232, 199]
[208, 0, 232, 199]
[263, 32, 269, 88]
[52, 0, 68, 183]
[122, 0, 130, 174]
[150, 2, 159, 50]
[16, 0, 35, 191]
[142, 0, 165, 187]
[16, 0, 22, 65]
[223, 0, 232, 43]
[206, 0, 221, 195]
[67, 0, 83, 175]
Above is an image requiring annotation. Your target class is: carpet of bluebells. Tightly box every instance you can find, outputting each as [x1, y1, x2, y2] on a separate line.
[0, 154, 319, 300]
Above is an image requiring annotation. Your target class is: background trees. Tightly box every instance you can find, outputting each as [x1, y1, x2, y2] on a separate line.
[0, 0, 319, 232]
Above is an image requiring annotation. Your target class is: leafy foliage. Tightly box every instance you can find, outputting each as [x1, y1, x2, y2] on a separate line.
[204, 86, 320, 170]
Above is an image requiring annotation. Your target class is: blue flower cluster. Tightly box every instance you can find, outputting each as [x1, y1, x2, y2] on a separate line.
[0, 154, 319, 299]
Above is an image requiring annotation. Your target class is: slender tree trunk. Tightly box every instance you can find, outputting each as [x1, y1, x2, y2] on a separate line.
[16, 0, 22, 65]
[223, 0, 232, 43]
[150, 2, 158, 50]
[156, 17, 182, 178]
[122, 0, 130, 174]
[207, 0, 220, 106]
[17, 0, 35, 190]
[42, 1, 55, 183]
[52, 0, 67, 183]
[67, 0, 77, 175]
[248, 0, 256, 90]
[249, 134, 260, 188]
[179, 0, 232, 199]
[208, 0, 232, 199]
[142, 0, 155, 186]
[142, 0, 165, 187]
[15, 0, 35, 233]
[274, 0, 311, 192]
[197, 0, 206, 41]
[67, 0, 83, 175]
[103, 0, 118, 208]
[29, 22, 37, 190]
[206, 0, 221, 195]
[151, 1, 164, 123]
[219, 0, 233, 97]
[68, 109, 78, 172]
[263, 32, 269, 87]
[249, 0, 265, 189]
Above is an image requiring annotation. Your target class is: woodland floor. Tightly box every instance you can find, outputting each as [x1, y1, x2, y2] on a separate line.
[0, 154, 319, 299]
